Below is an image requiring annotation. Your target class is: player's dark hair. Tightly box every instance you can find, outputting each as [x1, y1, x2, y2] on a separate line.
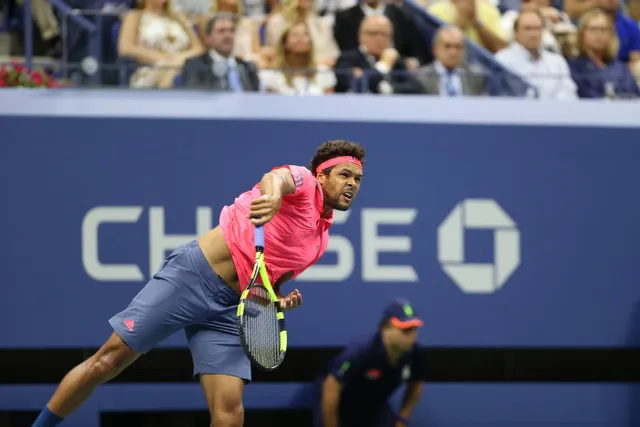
[309, 140, 366, 177]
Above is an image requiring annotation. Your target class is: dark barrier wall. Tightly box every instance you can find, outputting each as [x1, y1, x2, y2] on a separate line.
[1, 91, 639, 427]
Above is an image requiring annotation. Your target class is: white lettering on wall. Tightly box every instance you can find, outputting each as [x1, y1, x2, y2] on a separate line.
[82, 206, 213, 281]
[296, 208, 418, 282]
[82, 206, 144, 281]
[361, 208, 418, 282]
[81, 203, 520, 291]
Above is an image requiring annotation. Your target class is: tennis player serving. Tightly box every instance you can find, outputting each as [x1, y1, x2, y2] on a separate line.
[32, 139, 365, 427]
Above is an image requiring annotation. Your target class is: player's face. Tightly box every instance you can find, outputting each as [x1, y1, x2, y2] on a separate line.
[387, 325, 419, 352]
[318, 163, 363, 211]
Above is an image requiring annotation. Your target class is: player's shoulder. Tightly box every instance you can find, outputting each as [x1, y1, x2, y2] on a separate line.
[273, 164, 313, 176]
[273, 165, 317, 197]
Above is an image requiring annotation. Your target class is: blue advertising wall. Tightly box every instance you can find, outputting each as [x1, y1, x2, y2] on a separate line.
[1, 91, 639, 426]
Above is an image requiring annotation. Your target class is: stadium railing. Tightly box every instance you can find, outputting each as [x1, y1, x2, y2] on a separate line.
[6, 0, 537, 96]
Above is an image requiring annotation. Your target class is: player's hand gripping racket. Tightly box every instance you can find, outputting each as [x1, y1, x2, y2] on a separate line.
[237, 225, 287, 371]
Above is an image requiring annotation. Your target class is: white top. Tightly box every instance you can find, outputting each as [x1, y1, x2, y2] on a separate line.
[259, 64, 337, 95]
[171, 0, 211, 20]
[136, 11, 192, 54]
[495, 42, 577, 100]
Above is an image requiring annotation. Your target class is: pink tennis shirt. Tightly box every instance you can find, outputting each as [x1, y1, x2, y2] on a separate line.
[219, 165, 334, 291]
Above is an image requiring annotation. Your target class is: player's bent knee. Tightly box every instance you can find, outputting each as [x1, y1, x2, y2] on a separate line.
[209, 390, 244, 427]
[210, 403, 243, 427]
[85, 333, 139, 384]
[200, 374, 245, 427]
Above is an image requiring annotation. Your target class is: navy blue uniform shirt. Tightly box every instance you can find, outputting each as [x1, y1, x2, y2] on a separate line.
[325, 332, 425, 420]
[568, 57, 640, 98]
[615, 13, 640, 63]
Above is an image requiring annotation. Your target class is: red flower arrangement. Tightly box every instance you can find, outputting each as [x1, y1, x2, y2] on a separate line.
[0, 61, 57, 88]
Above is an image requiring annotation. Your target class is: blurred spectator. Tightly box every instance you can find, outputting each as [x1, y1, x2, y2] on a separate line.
[316, 0, 357, 26]
[172, 0, 212, 22]
[15, 0, 60, 57]
[173, 0, 268, 31]
[627, 0, 640, 22]
[593, 0, 640, 63]
[259, 21, 337, 94]
[334, 15, 422, 93]
[56, 0, 133, 85]
[495, 9, 577, 98]
[334, 0, 432, 69]
[416, 26, 488, 95]
[501, 0, 575, 54]
[265, 0, 339, 66]
[193, 0, 261, 61]
[563, 0, 595, 20]
[118, 0, 204, 88]
[428, 0, 508, 53]
[568, 8, 640, 97]
[246, 0, 272, 22]
[182, 13, 261, 90]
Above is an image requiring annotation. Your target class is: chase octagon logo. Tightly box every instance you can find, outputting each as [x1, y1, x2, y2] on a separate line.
[437, 199, 520, 294]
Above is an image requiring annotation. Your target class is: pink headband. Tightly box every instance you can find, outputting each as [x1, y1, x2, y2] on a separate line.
[315, 156, 363, 174]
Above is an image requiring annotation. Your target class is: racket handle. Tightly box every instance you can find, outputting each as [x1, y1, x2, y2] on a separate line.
[254, 226, 265, 248]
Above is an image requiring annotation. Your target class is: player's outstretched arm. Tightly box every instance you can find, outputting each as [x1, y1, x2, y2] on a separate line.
[248, 168, 296, 226]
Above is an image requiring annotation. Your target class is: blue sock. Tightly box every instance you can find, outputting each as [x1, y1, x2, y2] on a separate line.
[32, 406, 64, 427]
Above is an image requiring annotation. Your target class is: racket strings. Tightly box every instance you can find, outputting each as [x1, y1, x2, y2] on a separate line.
[242, 285, 282, 368]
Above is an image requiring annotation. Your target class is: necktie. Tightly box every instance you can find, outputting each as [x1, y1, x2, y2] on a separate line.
[445, 71, 458, 96]
[227, 60, 243, 93]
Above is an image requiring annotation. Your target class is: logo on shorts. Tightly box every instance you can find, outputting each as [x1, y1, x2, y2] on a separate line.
[124, 319, 135, 331]
[365, 368, 382, 380]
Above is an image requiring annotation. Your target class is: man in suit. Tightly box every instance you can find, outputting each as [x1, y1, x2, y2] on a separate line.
[333, 0, 432, 69]
[182, 13, 260, 91]
[334, 15, 423, 94]
[416, 26, 488, 96]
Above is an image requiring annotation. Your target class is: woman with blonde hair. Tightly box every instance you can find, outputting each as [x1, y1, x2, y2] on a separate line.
[568, 8, 639, 98]
[118, 0, 204, 88]
[259, 21, 336, 94]
[265, 0, 339, 66]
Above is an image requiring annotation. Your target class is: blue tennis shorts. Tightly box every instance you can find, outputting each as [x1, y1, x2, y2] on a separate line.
[109, 240, 251, 382]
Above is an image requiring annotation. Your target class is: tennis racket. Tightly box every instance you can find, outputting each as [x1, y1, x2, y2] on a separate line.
[237, 225, 287, 371]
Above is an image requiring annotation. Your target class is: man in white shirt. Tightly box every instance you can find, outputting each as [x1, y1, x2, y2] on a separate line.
[494, 9, 577, 99]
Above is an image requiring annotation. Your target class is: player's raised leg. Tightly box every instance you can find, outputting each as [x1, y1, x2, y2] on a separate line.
[32, 241, 212, 427]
